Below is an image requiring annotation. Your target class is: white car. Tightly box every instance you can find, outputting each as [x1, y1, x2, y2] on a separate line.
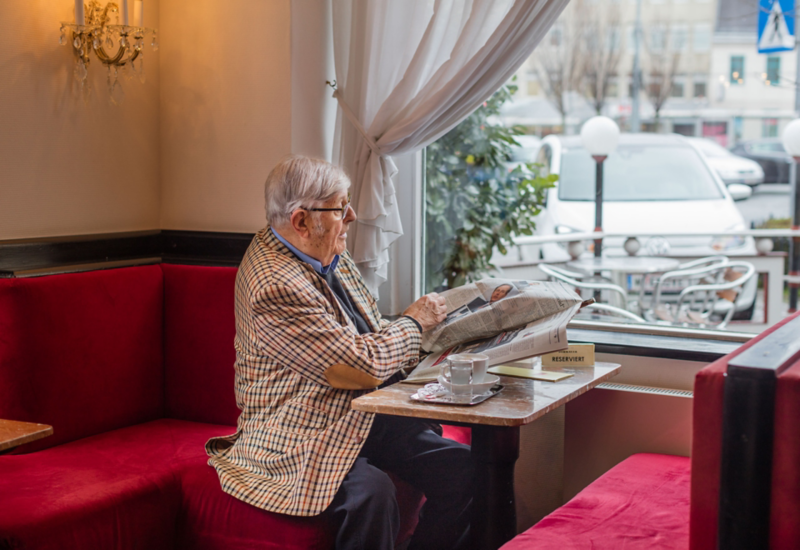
[687, 137, 765, 186]
[519, 133, 757, 317]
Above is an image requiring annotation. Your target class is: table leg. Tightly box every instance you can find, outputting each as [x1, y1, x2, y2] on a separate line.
[470, 425, 520, 550]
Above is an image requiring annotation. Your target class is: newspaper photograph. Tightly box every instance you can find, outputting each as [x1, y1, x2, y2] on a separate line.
[421, 278, 582, 353]
[406, 302, 581, 384]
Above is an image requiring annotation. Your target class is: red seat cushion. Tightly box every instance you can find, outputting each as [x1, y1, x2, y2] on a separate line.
[0, 265, 164, 452]
[0, 419, 210, 549]
[179, 425, 473, 549]
[162, 264, 240, 426]
[501, 453, 691, 550]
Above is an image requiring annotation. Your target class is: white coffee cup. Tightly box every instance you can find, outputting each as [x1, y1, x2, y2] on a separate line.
[453, 353, 489, 384]
[440, 355, 473, 397]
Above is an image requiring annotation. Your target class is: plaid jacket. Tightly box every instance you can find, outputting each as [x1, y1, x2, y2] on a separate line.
[206, 227, 422, 516]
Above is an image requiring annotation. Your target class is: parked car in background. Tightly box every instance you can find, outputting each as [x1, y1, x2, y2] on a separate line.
[513, 133, 757, 318]
[687, 137, 764, 186]
[730, 138, 791, 183]
[504, 135, 541, 174]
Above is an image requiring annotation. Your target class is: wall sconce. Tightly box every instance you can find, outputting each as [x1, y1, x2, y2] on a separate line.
[60, 0, 158, 102]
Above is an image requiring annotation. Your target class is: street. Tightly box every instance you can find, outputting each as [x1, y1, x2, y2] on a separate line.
[734, 184, 793, 228]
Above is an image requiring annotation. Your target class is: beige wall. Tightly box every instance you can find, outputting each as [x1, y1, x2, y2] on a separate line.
[159, 0, 292, 233]
[0, 0, 298, 240]
[0, 0, 161, 240]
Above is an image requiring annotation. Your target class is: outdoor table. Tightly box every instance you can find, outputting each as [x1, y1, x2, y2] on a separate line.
[568, 256, 681, 311]
[352, 362, 621, 550]
[0, 419, 53, 454]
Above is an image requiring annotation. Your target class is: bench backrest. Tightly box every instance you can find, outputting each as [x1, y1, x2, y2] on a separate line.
[0, 266, 165, 452]
[690, 310, 800, 550]
[162, 264, 239, 427]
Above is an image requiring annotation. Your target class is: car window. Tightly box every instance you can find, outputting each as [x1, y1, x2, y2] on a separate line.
[767, 142, 786, 152]
[693, 139, 731, 158]
[558, 145, 724, 201]
[749, 142, 785, 153]
[536, 144, 552, 175]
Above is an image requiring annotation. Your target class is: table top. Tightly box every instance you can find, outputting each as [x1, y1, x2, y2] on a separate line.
[0, 419, 53, 453]
[568, 256, 680, 274]
[352, 362, 620, 427]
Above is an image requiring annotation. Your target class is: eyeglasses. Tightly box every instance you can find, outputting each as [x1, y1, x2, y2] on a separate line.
[302, 195, 352, 220]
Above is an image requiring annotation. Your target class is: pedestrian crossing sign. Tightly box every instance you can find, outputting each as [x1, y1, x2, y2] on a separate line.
[758, 0, 795, 53]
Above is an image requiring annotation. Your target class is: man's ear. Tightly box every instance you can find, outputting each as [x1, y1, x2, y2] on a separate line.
[289, 209, 312, 240]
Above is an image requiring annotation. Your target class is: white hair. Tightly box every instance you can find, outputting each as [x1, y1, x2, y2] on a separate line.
[264, 156, 351, 227]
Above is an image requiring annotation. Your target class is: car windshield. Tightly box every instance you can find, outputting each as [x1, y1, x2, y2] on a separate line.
[750, 142, 785, 153]
[558, 145, 724, 201]
[693, 139, 731, 158]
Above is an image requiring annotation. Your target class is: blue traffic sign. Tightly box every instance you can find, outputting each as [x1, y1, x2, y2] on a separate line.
[758, 0, 795, 53]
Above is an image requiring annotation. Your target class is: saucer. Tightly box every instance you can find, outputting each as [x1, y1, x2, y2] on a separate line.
[437, 374, 501, 396]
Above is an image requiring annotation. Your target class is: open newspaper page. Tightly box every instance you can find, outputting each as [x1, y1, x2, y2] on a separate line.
[406, 301, 581, 384]
[421, 278, 582, 353]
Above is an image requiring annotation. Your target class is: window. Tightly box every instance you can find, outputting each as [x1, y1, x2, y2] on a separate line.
[607, 77, 619, 97]
[693, 24, 711, 52]
[670, 25, 689, 52]
[730, 56, 744, 85]
[766, 56, 780, 85]
[649, 25, 667, 53]
[548, 26, 563, 47]
[762, 118, 779, 137]
[626, 24, 637, 53]
[702, 121, 728, 147]
[694, 81, 707, 98]
[671, 79, 685, 97]
[607, 27, 622, 53]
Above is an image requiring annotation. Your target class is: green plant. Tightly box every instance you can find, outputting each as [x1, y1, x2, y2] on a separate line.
[424, 83, 557, 292]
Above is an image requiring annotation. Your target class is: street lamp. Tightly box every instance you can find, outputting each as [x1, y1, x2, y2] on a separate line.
[781, 119, 800, 312]
[580, 116, 620, 259]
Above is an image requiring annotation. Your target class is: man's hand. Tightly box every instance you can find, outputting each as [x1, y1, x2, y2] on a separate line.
[402, 293, 447, 332]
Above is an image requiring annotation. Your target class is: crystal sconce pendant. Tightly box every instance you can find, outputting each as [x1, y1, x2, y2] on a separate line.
[60, 0, 158, 103]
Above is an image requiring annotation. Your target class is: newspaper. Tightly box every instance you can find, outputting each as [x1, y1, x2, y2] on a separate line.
[421, 278, 582, 353]
[406, 301, 581, 384]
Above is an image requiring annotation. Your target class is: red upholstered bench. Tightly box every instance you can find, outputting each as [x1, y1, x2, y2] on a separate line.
[502, 311, 800, 550]
[0, 264, 469, 549]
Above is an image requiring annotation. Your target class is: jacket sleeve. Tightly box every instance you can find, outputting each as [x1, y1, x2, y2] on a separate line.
[250, 279, 421, 390]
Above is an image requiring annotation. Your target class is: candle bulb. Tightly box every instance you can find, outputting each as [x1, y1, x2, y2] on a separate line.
[122, 0, 129, 25]
[75, 0, 85, 25]
[133, 0, 143, 27]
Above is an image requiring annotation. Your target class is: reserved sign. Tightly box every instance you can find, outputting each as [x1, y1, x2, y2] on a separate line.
[541, 344, 595, 367]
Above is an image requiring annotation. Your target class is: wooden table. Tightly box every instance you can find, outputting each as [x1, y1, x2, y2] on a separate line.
[0, 419, 53, 454]
[352, 362, 621, 550]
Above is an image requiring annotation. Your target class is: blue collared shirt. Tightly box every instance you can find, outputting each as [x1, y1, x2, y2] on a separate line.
[271, 227, 340, 275]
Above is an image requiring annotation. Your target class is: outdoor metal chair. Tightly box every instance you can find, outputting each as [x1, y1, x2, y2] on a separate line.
[538, 263, 631, 310]
[644, 260, 756, 330]
[579, 302, 646, 323]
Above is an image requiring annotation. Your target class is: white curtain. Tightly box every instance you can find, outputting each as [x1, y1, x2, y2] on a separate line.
[332, 0, 570, 296]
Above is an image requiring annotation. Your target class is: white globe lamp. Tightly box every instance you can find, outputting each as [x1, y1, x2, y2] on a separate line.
[580, 116, 621, 260]
[781, 119, 800, 158]
[581, 116, 620, 158]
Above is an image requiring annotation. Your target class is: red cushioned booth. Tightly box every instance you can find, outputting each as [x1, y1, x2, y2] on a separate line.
[0, 264, 469, 549]
[501, 310, 800, 550]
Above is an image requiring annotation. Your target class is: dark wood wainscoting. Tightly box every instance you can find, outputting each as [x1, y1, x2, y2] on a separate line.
[0, 230, 255, 277]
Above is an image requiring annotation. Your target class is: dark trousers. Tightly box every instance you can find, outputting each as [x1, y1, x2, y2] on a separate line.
[324, 415, 473, 550]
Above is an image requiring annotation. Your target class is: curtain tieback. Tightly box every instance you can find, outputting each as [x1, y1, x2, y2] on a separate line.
[332, 89, 382, 157]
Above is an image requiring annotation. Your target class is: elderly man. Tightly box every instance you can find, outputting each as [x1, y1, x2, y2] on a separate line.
[206, 156, 473, 550]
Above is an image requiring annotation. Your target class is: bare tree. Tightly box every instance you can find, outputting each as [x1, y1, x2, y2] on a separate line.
[582, 6, 623, 115]
[531, 0, 587, 131]
[642, 23, 682, 132]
